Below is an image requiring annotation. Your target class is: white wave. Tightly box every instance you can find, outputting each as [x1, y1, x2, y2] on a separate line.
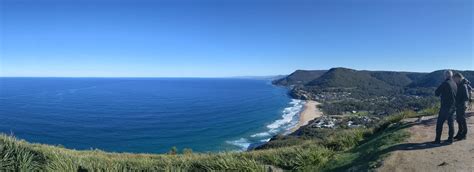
[227, 99, 305, 151]
[266, 99, 304, 131]
[226, 138, 251, 151]
[250, 132, 271, 138]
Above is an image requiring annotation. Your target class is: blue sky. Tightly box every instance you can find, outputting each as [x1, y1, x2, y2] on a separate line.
[0, 0, 472, 77]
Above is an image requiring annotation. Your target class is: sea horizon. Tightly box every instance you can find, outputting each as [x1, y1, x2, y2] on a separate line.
[0, 76, 283, 79]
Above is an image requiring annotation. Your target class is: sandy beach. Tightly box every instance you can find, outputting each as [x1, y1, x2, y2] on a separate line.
[291, 100, 323, 132]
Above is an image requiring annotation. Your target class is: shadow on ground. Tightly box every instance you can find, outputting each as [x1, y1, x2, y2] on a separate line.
[387, 141, 445, 151]
[386, 112, 473, 152]
[329, 112, 473, 172]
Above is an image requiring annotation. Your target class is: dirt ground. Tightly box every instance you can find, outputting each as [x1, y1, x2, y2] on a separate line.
[377, 106, 474, 172]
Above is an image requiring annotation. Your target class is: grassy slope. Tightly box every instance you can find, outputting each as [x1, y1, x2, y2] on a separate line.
[323, 123, 411, 171]
[0, 108, 437, 171]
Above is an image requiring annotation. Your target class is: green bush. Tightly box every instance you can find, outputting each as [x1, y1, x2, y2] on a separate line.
[0, 135, 47, 171]
[322, 128, 371, 151]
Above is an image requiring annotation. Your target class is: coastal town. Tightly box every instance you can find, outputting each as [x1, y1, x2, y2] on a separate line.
[292, 100, 378, 132]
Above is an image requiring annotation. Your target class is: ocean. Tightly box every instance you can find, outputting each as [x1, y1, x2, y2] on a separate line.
[0, 77, 303, 153]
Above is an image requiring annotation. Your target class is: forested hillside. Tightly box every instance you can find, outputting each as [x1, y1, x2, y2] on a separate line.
[275, 68, 473, 115]
[272, 70, 327, 86]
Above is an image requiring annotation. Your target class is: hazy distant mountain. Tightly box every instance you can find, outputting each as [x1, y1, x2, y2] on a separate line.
[231, 75, 287, 80]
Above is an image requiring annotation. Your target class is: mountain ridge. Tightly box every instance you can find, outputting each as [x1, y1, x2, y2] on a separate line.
[272, 70, 327, 86]
[274, 67, 473, 116]
[275, 67, 473, 89]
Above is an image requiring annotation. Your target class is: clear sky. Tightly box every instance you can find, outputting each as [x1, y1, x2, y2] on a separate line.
[0, 0, 472, 77]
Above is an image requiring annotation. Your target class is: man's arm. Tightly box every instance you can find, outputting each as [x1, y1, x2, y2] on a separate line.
[435, 82, 445, 97]
[468, 85, 473, 102]
[461, 84, 469, 102]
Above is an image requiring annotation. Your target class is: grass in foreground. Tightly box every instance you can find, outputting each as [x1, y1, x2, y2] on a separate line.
[0, 107, 438, 171]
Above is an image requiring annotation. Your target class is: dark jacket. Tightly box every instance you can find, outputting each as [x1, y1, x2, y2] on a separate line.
[435, 78, 457, 109]
[456, 79, 470, 108]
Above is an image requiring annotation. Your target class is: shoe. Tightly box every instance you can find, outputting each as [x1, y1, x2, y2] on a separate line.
[454, 135, 460, 140]
[445, 139, 454, 145]
[431, 140, 441, 145]
[457, 136, 466, 141]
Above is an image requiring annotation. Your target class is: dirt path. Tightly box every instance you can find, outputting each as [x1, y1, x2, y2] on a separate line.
[378, 107, 474, 172]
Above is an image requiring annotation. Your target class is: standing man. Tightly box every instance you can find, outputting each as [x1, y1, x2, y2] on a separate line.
[434, 70, 457, 145]
[453, 73, 470, 140]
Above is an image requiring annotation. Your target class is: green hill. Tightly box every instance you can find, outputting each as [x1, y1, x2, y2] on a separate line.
[272, 70, 327, 86]
[409, 70, 474, 88]
[368, 71, 425, 87]
[275, 68, 473, 90]
[275, 68, 474, 116]
[306, 68, 394, 93]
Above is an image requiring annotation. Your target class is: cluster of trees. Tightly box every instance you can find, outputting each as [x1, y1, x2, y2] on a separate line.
[320, 96, 438, 116]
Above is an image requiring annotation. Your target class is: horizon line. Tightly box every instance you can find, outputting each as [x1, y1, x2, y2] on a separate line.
[1, 68, 472, 78]
[0, 76, 279, 79]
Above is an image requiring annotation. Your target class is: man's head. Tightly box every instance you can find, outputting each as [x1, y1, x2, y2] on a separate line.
[444, 70, 453, 80]
[453, 72, 464, 84]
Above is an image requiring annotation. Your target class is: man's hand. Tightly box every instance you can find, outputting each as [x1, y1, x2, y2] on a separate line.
[469, 101, 473, 111]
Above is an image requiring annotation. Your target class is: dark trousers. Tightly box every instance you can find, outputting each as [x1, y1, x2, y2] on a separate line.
[455, 107, 468, 138]
[435, 107, 455, 141]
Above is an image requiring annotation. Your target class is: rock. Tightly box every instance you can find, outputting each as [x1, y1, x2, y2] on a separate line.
[438, 162, 448, 166]
[416, 116, 424, 123]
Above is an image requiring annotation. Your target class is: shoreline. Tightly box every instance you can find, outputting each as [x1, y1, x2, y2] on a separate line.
[291, 100, 322, 132]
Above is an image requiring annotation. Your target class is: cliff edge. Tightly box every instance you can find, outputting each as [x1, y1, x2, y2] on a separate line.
[378, 105, 474, 172]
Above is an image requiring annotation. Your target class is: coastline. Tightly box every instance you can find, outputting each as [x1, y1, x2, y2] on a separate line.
[291, 100, 322, 132]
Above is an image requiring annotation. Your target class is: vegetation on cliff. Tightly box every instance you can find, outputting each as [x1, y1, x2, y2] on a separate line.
[272, 70, 327, 86]
[0, 108, 437, 171]
[277, 68, 473, 116]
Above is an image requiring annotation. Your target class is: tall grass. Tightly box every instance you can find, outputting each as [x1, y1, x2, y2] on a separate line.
[0, 135, 46, 171]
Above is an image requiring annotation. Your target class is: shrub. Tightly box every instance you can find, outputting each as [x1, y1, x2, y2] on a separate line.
[182, 148, 193, 155]
[0, 135, 47, 171]
[322, 128, 371, 151]
[168, 146, 178, 155]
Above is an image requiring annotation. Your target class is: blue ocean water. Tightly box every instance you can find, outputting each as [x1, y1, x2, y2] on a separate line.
[0, 78, 303, 153]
